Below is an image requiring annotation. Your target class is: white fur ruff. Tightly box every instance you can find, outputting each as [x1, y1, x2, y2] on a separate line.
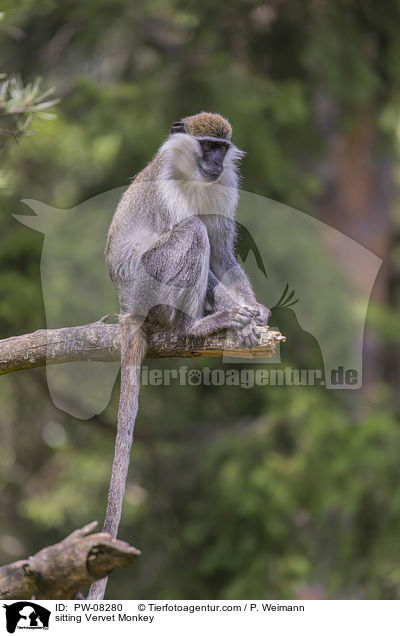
[157, 133, 244, 226]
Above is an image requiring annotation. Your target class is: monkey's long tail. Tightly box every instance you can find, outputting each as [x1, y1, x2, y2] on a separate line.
[88, 315, 147, 600]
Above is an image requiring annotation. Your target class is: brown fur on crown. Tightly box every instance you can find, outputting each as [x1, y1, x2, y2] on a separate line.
[182, 112, 232, 140]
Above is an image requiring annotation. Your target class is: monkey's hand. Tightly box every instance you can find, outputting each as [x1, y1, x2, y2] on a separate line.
[229, 305, 258, 328]
[252, 303, 271, 327]
[229, 306, 262, 348]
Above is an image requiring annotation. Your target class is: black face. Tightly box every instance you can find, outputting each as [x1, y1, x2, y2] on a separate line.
[197, 137, 230, 182]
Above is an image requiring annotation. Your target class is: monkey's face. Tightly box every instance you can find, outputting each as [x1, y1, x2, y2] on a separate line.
[196, 137, 230, 182]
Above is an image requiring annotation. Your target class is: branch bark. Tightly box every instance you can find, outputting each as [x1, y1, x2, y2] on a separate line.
[0, 319, 285, 375]
[0, 522, 140, 600]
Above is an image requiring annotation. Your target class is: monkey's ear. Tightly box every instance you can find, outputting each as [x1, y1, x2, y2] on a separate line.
[170, 121, 186, 135]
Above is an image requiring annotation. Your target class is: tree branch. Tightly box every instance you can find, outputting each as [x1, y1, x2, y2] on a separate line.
[0, 320, 284, 599]
[0, 320, 285, 375]
[0, 522, 140, 600]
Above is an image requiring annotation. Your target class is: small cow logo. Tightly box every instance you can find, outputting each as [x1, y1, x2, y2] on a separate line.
[3, 602, 50, 633]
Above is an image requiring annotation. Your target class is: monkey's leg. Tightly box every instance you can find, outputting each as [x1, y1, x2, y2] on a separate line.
[200, 270, 261, 347]
[139, 216, 211, 324]
[141, 217, 259, 346]
[179, 266, 262, 347]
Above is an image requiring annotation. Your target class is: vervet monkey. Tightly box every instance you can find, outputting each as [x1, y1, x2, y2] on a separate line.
[88, 112, 270, 599]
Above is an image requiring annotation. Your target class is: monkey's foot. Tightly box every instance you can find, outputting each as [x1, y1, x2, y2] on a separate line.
[234, 320, 262, 348]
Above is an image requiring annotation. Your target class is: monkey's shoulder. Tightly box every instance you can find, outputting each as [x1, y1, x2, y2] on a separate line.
[130, 153, 161, 185]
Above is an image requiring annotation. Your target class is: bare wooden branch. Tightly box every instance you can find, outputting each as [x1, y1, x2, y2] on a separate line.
[0, 320, 285, 375]
[0, 522, 140, 600]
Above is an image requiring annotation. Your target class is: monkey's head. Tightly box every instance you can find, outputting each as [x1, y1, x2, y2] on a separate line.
[167, 112, 241, 183]
[172, 112, 232, 140]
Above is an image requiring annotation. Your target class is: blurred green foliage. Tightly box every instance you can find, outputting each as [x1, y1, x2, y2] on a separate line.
[0, 0, 400, 600]
[0, 74, 58, 140]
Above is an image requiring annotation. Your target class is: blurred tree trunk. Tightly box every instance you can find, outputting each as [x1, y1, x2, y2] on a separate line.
[315, 105, 393, 389]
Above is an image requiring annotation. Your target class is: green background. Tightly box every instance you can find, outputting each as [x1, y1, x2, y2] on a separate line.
[1, 0, 400, 599]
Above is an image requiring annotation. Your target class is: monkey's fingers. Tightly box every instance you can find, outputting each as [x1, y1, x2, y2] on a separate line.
[231, 309, 252, 326]
[231, 315, 252, 327]
[254, 307, 271, 326]
[240, 333, 253, 348]
[238, 323, 261, 348]
[254, 318, 266, 326]
[233, 306, 259, 324]
[240, 305, 259, 317]
[248, 328, 261, 347]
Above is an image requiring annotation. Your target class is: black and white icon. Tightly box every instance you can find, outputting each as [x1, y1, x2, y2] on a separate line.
[3, 602, 50, 633]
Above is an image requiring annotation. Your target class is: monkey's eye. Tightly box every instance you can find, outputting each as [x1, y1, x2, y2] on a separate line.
[203, 141, 212, 151]
[221, 145, 227, 155]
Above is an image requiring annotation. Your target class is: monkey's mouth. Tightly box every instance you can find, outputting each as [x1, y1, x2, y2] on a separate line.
[206, 172, 223, 183]
[198, 162, 224, 182]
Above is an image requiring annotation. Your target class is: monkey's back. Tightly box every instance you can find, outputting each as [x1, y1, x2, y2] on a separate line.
[105, 155, 173, 313]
